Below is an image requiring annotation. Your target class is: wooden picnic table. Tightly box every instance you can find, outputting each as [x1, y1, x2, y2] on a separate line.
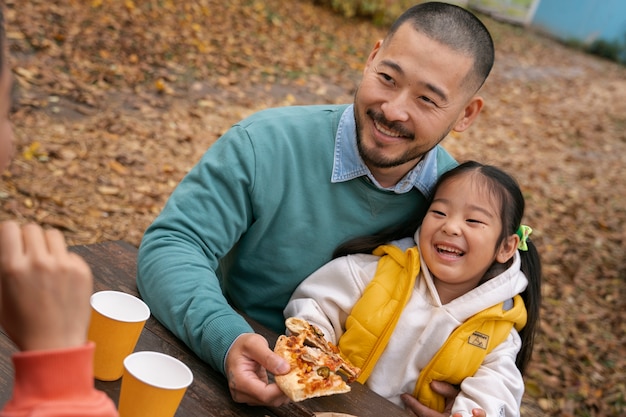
[0, 240, 413, 417]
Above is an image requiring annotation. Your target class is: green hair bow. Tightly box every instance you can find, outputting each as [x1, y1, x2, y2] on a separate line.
[516, 225, 532, 251]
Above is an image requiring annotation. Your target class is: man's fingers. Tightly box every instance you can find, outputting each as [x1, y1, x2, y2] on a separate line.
[230, 377, 289, 407]
[261, 348, 291, 375]
[400, 393, 422, 416]
[243, 335, 290, 375]
[471, 409, 486, 417]
[429, 380, 460, 398]
[225, 333, 291, 407]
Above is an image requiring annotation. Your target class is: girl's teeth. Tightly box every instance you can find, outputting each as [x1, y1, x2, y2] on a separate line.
[437, 245, 463, 255]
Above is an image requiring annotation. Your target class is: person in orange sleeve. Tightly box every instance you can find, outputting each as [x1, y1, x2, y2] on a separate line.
[0, 7, 118, 417]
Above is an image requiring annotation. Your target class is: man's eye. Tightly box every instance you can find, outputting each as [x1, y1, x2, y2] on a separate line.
[419, 96, 436, 106]
[379, 73, 394, 84]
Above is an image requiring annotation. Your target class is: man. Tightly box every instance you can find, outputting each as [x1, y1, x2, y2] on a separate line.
[137, 3, 493, 416]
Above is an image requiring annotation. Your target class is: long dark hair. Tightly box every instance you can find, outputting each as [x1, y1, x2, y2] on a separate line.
[334, 161, 542, 374]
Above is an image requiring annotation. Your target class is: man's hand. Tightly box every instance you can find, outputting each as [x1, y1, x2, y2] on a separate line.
[401, 381, 486, 417]
[452, 410, 486, 417]
[225, 332, 291, 407]
[0, 221, 93, 351]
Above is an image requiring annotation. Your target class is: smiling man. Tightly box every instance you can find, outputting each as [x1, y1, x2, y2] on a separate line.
[354, 24, 483, 187]
[137, 3, 493, 416]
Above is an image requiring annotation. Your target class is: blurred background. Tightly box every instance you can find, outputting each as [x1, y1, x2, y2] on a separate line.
[2, 1, 625, 415]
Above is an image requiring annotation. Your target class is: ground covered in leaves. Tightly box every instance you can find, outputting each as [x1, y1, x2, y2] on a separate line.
[2, 1, 625, 416]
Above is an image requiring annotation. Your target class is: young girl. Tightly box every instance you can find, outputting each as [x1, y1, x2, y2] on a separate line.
[284, 161, 541, 417]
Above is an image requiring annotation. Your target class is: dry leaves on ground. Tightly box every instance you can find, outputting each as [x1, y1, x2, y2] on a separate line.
[2, 1, 625, 416]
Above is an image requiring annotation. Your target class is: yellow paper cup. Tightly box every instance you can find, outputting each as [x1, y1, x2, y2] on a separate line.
[118, 351, 193, 417]
[87, 291, 150, 381]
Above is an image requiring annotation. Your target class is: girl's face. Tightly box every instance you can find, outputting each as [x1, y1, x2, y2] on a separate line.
[418, 172, 517, 301]
[0, 61, 14, 172]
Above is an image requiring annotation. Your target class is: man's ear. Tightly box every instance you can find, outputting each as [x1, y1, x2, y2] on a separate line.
[496, 233, 520, 264]
[452, 96, 484, 133]
[364, 39, 383, 72]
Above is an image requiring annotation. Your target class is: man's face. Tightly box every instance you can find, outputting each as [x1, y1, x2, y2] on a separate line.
[0, 61, 14, 172]
[354, 24, 477, 184]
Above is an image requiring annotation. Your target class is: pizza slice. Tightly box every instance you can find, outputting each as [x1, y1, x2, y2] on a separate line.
[274, 317, 361, 402]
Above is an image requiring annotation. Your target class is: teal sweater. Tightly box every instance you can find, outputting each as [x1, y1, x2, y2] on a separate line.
[137, 104, 456, 373]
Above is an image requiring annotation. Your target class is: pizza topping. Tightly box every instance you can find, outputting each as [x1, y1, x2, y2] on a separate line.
[301, 345, 323, 363]
[274, 317, 361, 402]
[285, 317, 360, 381]
[317, 366, 330, 378]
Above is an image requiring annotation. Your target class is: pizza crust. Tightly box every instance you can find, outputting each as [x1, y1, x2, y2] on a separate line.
[314, 414, 358, 417]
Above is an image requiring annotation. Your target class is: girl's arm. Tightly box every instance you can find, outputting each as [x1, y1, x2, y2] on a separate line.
[450, 330, 524, 417]
[284, 253, 380, 343]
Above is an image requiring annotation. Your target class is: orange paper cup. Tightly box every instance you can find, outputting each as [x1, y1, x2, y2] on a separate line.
[118, 351, 193, 417]
[87, 291, 150, 381]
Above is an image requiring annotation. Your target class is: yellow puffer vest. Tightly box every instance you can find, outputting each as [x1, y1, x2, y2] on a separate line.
[338, 244, 527, 412]
[339, 244, 421, 382]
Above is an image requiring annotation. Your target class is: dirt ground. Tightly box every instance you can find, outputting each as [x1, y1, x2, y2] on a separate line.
[2, 1, 625, 416]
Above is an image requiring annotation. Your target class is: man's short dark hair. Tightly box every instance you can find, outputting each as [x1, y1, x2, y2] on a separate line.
[387, 2, 495, 92]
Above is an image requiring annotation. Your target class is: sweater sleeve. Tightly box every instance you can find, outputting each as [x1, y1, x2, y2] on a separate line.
[136, 126, 257, 374]
[0, 342, 118, 417]
[284, 253, 380, 343]
[451, 330, 524, 417]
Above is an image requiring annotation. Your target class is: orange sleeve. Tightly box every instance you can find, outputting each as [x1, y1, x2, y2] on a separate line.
[1, 342, 118, 417]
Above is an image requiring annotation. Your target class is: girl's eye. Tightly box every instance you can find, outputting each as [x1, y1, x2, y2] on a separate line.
[430, 209, 445, 217]
[466, 219, 485, 225]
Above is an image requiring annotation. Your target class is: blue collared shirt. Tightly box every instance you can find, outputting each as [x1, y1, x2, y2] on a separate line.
[331, 105, 440, 198]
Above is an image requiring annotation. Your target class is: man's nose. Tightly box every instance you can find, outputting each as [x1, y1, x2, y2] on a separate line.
[380, 90, 410, 122]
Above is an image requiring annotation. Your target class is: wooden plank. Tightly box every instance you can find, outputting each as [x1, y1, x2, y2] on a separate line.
[0, 331, 17, 405]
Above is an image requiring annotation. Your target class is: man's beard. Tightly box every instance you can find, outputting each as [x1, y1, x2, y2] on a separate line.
[354, 102, 451, 170]
[354, 106, 417, 169]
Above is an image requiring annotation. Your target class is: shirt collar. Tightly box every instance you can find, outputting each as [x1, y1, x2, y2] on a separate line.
[331, 105, 439, 198]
